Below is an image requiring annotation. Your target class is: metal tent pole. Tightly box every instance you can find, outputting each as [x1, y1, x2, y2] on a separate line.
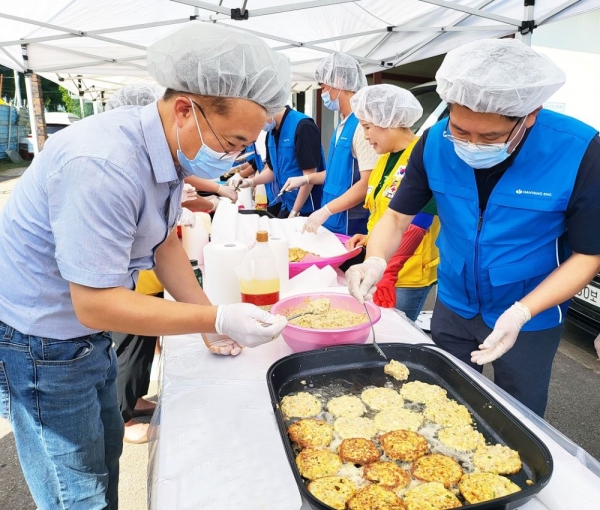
[13, 69, 22, 107]
[24, 73, 39, 155]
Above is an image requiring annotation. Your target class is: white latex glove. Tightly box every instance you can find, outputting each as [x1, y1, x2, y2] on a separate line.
[205, 195, 221, 212]
[281, 175, 309, 193]
[346, 257, 388, 304]
[202, 333, 243, 356]
[228, 175, 253, 189]
[215, 303, 287, 348]
[302, 205, 332, 234]
[181, 183, 197, 203]
[217, 184, 238, 203]
[288, 210, 300, 218]
[471, 302, 531, 365]
[177, 207, 196, 227]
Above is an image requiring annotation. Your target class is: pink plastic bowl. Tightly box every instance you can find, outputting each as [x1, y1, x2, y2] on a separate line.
[271, 292, 381, 352]
[288, 234, 362, 278]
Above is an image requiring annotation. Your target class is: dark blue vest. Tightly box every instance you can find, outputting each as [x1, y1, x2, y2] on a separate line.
[322, 113, 364, 234]
[266, 110, 325, 214]
[424, 110, 597, 330]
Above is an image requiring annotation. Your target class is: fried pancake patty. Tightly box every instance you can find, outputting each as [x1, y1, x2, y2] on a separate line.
[338, 438, 381, 465]
[424, 400, 472, 427]
[384, 360, 410, 381]
[361, 387, 404, 411]
[411, 454, 463, 488]
[403, 482, 462, 510]
[328, 395, 366, 418]
[459, 472, 520, 504]
[473, 444, 522, 475]
[363, 461, 411, 490]
[347, 484, 407, 510]
[437, 425, 485, 452]
[400, 381, 447, 404]
[374, 408, 424, 433]
[288, 418, 334, 448]
[308, 476, 357, 510]
[281, 392, 321, 418]
[380, 430, 429, 462]
[296, 448, 342, 480]
[334, 416, 378, 440]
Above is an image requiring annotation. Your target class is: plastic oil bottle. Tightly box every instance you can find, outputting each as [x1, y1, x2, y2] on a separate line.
[235, 230, 280, 307]
[254, 184, 268, 211]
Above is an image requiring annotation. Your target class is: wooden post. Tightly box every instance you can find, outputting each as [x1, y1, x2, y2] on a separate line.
[25, 72, 47, 154]
[372, 72, 383, 85]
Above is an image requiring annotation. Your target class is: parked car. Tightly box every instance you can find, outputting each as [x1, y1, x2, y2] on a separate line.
[409, 81, 600, 337]
[19, 112, 80, 159]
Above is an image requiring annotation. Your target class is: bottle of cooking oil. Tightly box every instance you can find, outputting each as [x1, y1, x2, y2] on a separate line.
[254, 184, 268, 210]
[235, 230, 280, 307]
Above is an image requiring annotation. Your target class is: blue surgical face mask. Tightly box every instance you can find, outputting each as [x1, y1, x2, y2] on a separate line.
[447, 117, 526, 169]
[263, 117, 276, 132]
[176, 100, 236, 178]
[322, 90, 340, 111]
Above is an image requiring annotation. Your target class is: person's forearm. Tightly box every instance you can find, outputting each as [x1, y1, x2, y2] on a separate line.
[521, 252, 600, 317]
[154, 229, 212, 305]
[249, 166, 274, 186]
[292, 169, 316, 212]
[306, 171, 326, 186]
[184, 176, 220, 194]
[71, 230, 217, 336]
[326, 172, 370, 214]
[365, 209, 415, 262]
[70, 284, 217, 336]
[236, 162, 254, 178]
[182, 196, 215, 213]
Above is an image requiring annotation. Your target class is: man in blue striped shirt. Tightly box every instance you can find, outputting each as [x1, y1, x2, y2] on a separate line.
[0, 23, 289, 509]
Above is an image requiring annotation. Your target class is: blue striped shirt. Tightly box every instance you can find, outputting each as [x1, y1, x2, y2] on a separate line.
[0, 103, 183, 339]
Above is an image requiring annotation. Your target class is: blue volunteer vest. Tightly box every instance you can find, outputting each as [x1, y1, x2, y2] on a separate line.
[267, 110, 325, 214]
[424, 110, 597, 331]
[322, 113, 365, 234]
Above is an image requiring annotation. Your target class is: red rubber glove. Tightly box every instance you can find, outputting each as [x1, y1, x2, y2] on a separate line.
[373, 224, 427, 308]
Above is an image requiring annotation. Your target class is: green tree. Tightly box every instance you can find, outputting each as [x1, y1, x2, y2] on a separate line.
[59, 86, 93, 117]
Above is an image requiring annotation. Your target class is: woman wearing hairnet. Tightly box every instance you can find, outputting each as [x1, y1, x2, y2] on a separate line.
[346, 85, 440, 320]
[347, 39, 600, 417]
[0, 23, 289, 509]
[282, 52, 379, 235]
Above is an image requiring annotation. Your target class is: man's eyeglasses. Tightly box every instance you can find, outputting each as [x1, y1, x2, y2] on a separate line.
[442, 117, 524, 153]
[190, 99, 242, 161]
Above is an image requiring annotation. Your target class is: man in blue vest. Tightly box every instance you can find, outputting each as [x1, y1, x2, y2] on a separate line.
[230, 106, 325, 218]
[347, 39, 600, 417]
[282, 52, 379, 235]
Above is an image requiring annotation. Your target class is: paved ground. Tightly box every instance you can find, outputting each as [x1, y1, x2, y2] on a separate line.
[0, 166, 599, 508]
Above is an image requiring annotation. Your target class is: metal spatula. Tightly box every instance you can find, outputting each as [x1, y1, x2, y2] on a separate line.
[363, 302, 387, 360]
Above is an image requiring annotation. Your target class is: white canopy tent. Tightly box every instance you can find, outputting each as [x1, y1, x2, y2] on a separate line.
[2, 0, 600, 101]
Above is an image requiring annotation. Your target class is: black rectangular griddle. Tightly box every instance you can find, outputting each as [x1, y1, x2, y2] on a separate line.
[267, 343, 553, 510]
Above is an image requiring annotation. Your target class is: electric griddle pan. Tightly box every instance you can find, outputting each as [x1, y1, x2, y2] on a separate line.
[267, 343, 553, 510]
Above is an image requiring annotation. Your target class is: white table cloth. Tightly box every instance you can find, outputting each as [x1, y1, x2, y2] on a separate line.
[148, 298, 600, 510]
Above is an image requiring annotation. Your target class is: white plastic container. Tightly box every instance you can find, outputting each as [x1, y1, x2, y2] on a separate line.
[235, 230, 280, 306]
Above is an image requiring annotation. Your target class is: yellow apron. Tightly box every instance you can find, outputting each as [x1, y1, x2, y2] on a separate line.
[364, 138, 440, 288]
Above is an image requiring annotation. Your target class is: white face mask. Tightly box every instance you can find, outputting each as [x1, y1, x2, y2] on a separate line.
[445, 117, 526, 169]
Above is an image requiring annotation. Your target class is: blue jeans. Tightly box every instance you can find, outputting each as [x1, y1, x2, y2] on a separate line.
[395, 284, 434, 322]
[0, 322, 124, 509]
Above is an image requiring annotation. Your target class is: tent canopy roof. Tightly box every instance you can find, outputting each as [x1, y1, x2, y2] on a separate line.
[1, 0, 599, 100]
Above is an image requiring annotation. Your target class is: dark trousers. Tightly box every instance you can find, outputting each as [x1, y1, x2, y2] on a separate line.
[431, 300, 563, 417]
[112, 332, 156, 422]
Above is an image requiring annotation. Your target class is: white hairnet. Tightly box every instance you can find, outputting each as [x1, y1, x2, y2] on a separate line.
[147, 23, 291, 116]
[351, 84, 423, 129]
[436, 38, 565, 117]
[105, 83, 164, 111]
[315, 52, 367, 93]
